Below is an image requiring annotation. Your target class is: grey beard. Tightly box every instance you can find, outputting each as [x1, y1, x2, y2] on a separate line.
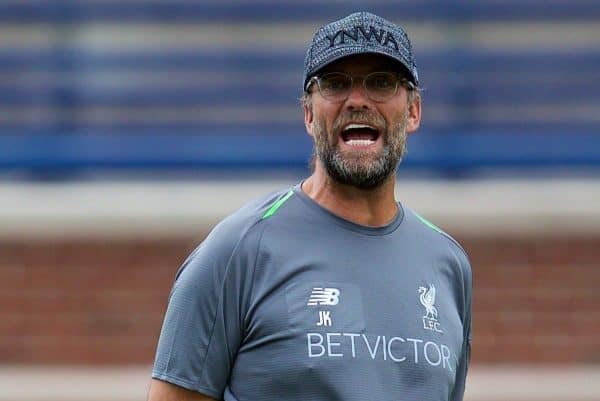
[313, 111, 408, 189]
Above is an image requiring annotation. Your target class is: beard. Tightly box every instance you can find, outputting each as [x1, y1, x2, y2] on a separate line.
[312, 108, 409, 189]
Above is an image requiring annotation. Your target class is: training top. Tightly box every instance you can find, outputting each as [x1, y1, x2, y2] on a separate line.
[152, 183, 472, 401]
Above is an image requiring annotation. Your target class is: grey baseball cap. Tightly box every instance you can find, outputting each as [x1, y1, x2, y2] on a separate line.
[303, 11, 419, 91]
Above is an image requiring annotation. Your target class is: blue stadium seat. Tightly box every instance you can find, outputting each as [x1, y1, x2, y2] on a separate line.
[1, 1, 599, 173]
[1, 1, 599, 22]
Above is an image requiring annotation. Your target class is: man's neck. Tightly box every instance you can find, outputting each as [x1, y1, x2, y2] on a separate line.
[301, 165, 398, 227]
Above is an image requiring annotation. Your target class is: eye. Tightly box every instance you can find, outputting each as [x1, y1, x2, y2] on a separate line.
[367, 73, 396, 91]
[320, 73, 350, 92]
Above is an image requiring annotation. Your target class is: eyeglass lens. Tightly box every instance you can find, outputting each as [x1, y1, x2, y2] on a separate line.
[317, 72, 399, 102]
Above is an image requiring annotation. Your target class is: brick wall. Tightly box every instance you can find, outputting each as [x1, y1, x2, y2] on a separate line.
[1, 235, 598, 365]
[468, 237, 599, 364]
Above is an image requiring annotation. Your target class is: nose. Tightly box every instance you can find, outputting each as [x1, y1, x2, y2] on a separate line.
[344, 80, 372, 110]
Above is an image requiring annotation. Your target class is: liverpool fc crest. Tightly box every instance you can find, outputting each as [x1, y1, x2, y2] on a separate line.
[419, 284, 443, 333]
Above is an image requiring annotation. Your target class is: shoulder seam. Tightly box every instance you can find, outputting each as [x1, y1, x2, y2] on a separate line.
[243, 217, 269, 335]
[262, 189, 295, 219]
[412, 210, 469, 258]
[198, 212, 265, 377]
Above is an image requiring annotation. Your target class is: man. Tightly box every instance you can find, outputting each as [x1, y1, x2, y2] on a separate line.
[148, 11, 472, 401]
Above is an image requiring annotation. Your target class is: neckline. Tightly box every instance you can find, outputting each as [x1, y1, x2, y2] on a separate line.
[292, 182, 404, 236]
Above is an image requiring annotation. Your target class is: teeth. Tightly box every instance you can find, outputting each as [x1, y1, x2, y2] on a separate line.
[346, 139, 375, 146]
[344, 123, 375, 131]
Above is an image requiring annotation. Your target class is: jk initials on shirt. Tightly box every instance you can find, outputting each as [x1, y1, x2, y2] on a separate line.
[317, 310, 332, 326]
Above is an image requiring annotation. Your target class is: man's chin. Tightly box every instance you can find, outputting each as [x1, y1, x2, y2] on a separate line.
[336, 146, 384, 163]
[325, 158, 393, 189]
[332, 172, 391, 190]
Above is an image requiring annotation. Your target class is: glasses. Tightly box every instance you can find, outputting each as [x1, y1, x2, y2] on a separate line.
[308, 71, 415, 103]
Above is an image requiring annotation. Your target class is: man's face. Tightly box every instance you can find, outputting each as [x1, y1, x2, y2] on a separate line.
[304, 54, 421, 189]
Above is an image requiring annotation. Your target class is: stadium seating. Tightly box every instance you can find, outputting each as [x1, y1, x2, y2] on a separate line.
[1, 1, 599, 173]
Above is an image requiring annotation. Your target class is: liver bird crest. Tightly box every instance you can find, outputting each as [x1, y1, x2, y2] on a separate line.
[418, 284, 438, 320]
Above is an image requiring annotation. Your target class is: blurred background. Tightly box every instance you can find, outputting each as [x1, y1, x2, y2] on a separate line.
[1, 1, 599, 400]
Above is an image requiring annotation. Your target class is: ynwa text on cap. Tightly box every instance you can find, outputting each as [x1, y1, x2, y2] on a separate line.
[326, 25, 400, 52]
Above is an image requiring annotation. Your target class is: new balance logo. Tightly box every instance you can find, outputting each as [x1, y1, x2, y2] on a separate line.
[307, 287, 340, 306]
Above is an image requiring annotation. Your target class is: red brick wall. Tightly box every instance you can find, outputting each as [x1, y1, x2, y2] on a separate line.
[1, 235, 599, 365]
[468, 237, 600, 364]
[0, 238, 197, 365]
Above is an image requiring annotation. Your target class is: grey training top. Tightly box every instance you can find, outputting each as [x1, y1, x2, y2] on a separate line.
[152, 183, 472, 401]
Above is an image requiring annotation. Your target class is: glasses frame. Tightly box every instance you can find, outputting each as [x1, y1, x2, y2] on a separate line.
[308, 71, 416, 103]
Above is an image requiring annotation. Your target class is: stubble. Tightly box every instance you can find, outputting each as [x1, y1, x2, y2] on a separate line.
[313, 108, 409, 189]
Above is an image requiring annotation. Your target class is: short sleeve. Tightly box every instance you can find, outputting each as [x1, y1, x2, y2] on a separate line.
[450, 245, 473, 401]
[151, 222, 259, 398]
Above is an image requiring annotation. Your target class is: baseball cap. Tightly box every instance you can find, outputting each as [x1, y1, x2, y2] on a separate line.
[303, 11, 419, 92]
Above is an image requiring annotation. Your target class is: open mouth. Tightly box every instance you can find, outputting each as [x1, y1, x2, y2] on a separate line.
[341, 123, 380, 146]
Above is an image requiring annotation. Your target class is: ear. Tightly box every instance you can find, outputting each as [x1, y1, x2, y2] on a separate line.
[303, 100, 314, 138]
[405, 93, 421, 134]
